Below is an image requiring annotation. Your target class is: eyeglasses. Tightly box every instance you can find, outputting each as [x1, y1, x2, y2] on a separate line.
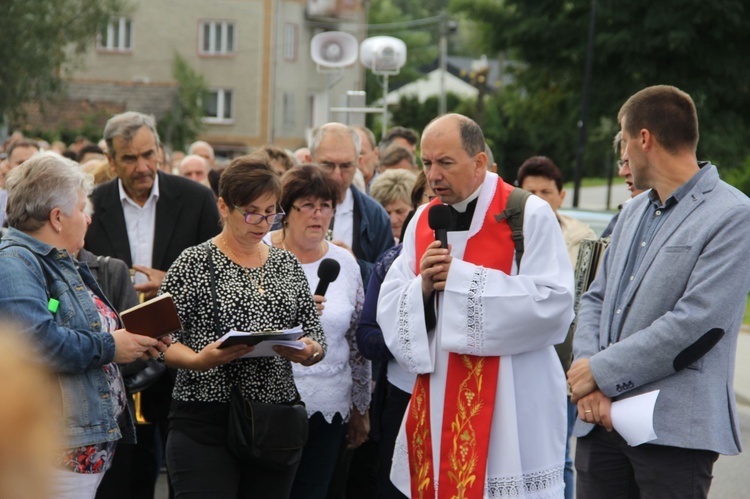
[617, 159, 629, 168]
[291, 202, 334, 216]
[233, 205, 286, 225]
[319, 161, 356, 172]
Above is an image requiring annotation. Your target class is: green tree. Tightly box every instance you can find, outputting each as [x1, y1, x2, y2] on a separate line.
[387, 92, 465, 136]
[451, 0, 750, 185]
[158, 53, 208, 153]
[0, 0, 126, 125]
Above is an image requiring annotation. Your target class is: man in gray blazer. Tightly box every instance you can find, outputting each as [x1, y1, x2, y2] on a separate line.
[568, 85, 750, 498]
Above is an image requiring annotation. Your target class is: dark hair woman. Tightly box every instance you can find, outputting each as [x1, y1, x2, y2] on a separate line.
[160, 152, 326, 498]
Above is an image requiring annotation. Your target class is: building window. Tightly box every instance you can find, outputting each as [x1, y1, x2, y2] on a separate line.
[200, 20, 236, 55]
[204, 89, 234, 123]
[283, 92, 295, 127]
[98, 17, 132, 51]
[283, 24, 298, 61]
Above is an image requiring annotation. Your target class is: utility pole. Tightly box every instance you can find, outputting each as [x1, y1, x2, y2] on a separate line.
[438, 12, 448, 117]
[572, 0, 597, 208]
[438, 13, 457, 117]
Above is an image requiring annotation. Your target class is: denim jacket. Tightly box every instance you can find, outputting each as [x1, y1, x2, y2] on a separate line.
[0, 228, 135, 447]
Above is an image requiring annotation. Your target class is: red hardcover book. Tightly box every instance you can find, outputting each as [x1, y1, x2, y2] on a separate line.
[120, 293, 182, 339]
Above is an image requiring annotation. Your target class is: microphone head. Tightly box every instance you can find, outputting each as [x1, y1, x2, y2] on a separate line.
[317, 258, 341, 283]
[428, 204, 453, 231]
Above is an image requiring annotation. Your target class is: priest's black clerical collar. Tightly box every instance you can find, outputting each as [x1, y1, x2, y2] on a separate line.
[446, 185, 481, 231]
[446, 199, 477, 231]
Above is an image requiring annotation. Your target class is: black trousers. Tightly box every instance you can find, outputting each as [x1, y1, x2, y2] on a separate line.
[166, 427, 299, 499]
[290, 412, 346, 499]
[96, 424, 159, 499]
[377, 382, 411, 499]
[576, 426, 719, 499]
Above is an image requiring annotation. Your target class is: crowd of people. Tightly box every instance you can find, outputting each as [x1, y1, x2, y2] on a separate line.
[1, 83, 749, 499]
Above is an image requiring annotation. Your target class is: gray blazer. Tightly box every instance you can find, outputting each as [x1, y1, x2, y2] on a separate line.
[573, 163, 750, 455]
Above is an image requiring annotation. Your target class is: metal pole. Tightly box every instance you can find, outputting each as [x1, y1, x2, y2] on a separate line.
[438, 13, 447, 116]
[605, 148, 613, 211]
[572, 0, 597, 208]
[382, 74, 389, 139]
[268, 0, 280, 144]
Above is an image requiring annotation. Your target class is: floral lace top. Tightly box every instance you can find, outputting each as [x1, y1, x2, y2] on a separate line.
[58, 288, 126, 474]
[292, 242, 370, 421]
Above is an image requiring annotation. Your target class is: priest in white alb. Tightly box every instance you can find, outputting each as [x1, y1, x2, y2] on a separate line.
[377, 114, 574, 499]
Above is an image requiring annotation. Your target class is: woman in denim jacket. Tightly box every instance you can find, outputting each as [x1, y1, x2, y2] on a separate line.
[0, 155, 168, 499]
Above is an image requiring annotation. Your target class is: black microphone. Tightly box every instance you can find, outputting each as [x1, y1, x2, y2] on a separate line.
[314, 258, 341, 296]
[428, 204, 452, 250]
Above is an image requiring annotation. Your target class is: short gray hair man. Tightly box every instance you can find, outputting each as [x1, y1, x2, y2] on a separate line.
[104, 112, 160, 160]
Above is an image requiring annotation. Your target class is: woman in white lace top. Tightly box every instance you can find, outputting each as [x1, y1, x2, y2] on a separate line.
[267, 165, 369, 499]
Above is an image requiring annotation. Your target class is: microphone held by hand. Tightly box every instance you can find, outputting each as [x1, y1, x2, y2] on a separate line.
[428, 204, 452, 250]
[314, 258, 341, 296]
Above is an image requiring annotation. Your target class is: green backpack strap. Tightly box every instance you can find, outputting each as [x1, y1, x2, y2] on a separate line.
[494, 187, 531, 270]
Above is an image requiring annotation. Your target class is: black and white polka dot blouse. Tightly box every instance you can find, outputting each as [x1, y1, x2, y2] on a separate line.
[160, 241, 326, 405]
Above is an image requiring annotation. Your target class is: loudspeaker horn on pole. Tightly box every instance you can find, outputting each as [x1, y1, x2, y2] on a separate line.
[311, 31, 359, 69]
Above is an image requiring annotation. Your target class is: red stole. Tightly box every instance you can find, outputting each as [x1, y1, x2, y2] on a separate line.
[407, 179, 516, 499]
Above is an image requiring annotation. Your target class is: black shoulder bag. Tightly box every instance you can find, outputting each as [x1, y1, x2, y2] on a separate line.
[203, 242, 308, 469]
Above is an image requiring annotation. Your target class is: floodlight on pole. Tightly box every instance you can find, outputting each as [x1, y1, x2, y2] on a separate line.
[359, 36, 407, 137]
[325, 35, 408, 137]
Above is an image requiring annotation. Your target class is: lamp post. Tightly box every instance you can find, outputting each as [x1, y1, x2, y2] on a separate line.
[471, 55, 490, 128]
[438, 13, 457, 117]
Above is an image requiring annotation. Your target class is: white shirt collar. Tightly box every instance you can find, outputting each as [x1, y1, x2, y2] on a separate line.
[118, 173, 160, 207]
[337, 187, 354, 214]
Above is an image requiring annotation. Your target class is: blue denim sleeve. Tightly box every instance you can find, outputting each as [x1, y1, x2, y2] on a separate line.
[0, 253, 116, 373]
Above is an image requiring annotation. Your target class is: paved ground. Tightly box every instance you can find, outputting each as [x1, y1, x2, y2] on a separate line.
[709, 328, 750, 498]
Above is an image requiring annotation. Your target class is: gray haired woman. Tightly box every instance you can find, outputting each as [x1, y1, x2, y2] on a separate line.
[0, 154, 169, 499]
[369, 169, 417, 243]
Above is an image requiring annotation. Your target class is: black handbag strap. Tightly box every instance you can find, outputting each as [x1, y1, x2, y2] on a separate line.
[204, 241, 237, 386]
[96, 255, 111, 299]
[203, 242, 222, 336]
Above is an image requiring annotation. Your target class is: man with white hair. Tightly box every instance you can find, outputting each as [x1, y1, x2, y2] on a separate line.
[179, 154, 210, 186]
[188, 140, 215, 167]
[306, 122, 393, 286]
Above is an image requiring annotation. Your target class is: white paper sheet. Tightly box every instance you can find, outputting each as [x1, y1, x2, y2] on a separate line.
[610, 389, 660, 446]
[238, 339, 306, 358]
[217, 325, 305, 358]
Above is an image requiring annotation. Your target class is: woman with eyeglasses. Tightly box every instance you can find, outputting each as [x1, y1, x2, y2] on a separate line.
[266, 165, 369, 499]
[159, 153, 326, 499]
